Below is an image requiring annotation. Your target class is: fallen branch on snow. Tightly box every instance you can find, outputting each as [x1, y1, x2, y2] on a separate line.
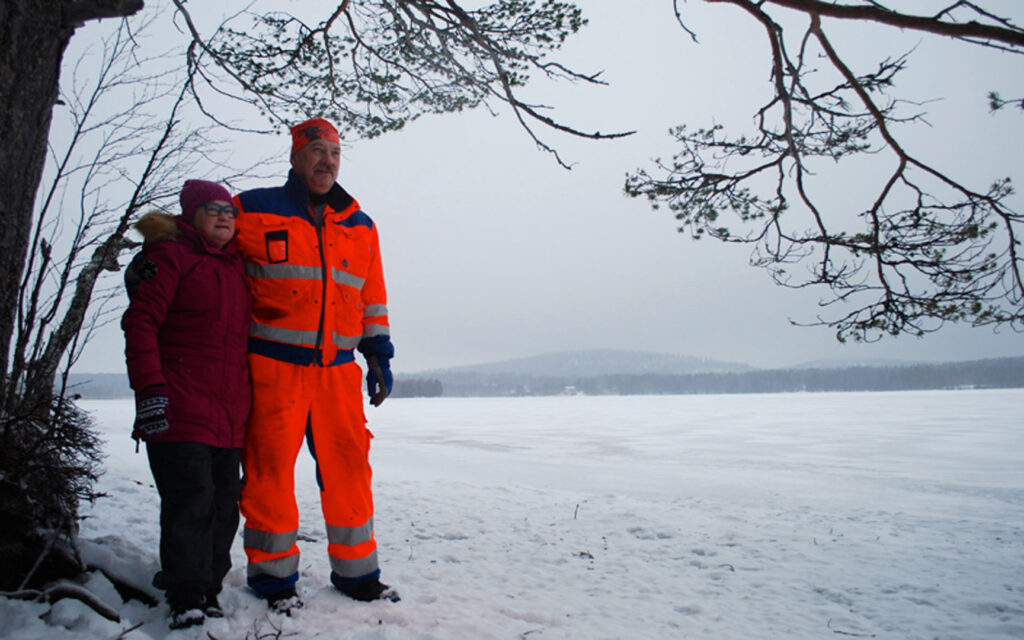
[1, 580, 119, 621]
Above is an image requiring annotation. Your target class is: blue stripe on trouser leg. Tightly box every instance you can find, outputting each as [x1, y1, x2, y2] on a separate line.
[248, 572, 299, 599]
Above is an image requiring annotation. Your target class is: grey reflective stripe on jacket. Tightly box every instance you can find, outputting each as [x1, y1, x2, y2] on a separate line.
[331, 266, 365, 290]
[246, 262, 365, 290]
[364, 304, 388, 318]
[333, 333, 362, 349]
[245, 263, 320, 282]
[363, 323, 389, 338]
[251, 320, 361, 350]
[250, 322, 320, 347]
[363, 305, 389, 338]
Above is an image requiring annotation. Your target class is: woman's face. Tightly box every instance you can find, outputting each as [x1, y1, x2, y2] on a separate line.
[192, 200, 237, 248]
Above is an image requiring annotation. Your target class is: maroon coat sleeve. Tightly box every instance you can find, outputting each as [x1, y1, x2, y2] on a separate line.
[121, 241, 183, 394]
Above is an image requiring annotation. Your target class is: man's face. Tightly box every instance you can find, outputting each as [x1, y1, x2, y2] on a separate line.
[291, 139, 341, 195]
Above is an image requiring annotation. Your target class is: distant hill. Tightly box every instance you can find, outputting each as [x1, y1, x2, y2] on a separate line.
[422, 349, 753, 377]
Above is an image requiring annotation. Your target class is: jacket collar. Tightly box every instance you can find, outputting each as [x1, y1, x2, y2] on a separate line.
[285, 169, 356, 217]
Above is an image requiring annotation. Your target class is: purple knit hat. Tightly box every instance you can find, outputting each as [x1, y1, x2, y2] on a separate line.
[180, 179, 232, 218]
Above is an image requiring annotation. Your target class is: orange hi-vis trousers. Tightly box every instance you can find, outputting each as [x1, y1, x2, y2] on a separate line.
[240, 353, 377, 589]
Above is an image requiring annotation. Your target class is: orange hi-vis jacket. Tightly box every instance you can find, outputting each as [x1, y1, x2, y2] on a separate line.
[233, 171, 390, 365]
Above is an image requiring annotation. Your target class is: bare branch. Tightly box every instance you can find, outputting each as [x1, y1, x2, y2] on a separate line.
[709, 0, 1024, 48]
[629, 0, 1023, 340]
[172, 0, 631, 167]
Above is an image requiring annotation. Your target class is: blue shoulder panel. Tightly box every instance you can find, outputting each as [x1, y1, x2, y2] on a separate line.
[238, 186, 307, 220]
[335, 209, 374, 230]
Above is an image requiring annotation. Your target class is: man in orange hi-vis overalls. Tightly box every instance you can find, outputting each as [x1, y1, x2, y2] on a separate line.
[233, 117, 398, 613]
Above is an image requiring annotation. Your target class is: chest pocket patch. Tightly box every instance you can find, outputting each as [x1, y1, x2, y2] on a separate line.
[265, 230, 288, 263]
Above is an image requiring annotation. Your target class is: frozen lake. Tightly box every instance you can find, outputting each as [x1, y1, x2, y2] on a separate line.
[372, 390, 1024, 508]
[7, 389, 1020, 639]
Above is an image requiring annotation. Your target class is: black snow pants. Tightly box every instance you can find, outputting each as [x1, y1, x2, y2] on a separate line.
[146, 441, 241, 608]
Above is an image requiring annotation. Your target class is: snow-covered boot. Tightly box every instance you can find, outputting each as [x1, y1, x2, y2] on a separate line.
[204, 593, 224, 618]
[169, 603, 204, 629]
[268, 588, 304, 615]
[340, 577, 400, 603]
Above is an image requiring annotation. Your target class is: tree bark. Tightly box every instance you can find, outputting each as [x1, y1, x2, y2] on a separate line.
[0, 1, 142, 403]
[0, 2, 75, 401]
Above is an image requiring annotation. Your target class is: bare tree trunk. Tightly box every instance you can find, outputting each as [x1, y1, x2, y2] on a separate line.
[0, 1, 144, 405]
[0, 1, 75, 402]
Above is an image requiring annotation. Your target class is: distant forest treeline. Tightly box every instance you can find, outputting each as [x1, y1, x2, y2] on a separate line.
[391, 378, 443, 398]
[67, 357, 1024, 399]
[436, 357, 1024, 397]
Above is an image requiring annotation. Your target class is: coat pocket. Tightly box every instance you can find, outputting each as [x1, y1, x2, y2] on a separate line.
[163, 357, 215, 426]
[265, 230, 289, 263]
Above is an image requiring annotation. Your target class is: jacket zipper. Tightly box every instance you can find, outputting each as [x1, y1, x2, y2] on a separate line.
[312, 204, 329, 365]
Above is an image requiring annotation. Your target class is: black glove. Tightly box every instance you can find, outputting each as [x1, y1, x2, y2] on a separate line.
[134, 385, 170, 439]
[366, 355, 392, 407]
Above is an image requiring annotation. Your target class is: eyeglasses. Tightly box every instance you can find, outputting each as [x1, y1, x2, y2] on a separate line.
[200, 203, 240, 219]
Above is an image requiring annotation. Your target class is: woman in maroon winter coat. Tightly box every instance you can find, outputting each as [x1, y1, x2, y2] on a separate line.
[121, 180, 250, 630]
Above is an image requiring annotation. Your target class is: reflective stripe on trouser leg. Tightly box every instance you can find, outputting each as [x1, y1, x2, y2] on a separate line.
[243, 528, 300, 578]
[307, 361, 379, 578]
[326, 519, 378, 578]
[241, 354, 311, 579]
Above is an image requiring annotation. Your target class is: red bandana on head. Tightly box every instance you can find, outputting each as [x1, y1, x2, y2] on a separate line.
[290, 117, 340, 154]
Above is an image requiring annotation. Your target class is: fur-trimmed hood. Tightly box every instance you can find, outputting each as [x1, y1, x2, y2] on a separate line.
[135, 210, 180, 243]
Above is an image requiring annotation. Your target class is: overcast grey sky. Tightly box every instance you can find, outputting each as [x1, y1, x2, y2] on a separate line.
[75, 0, 1024, 374]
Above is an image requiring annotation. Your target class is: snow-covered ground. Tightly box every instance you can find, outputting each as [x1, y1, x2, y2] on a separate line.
[2, 389, 1022, 639]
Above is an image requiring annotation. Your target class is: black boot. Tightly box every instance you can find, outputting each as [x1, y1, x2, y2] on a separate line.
[204, 592, 224, 618]
[267, 588, 304, 615]
[342, 578, 400, 603]
[169, 600, 204, 629]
